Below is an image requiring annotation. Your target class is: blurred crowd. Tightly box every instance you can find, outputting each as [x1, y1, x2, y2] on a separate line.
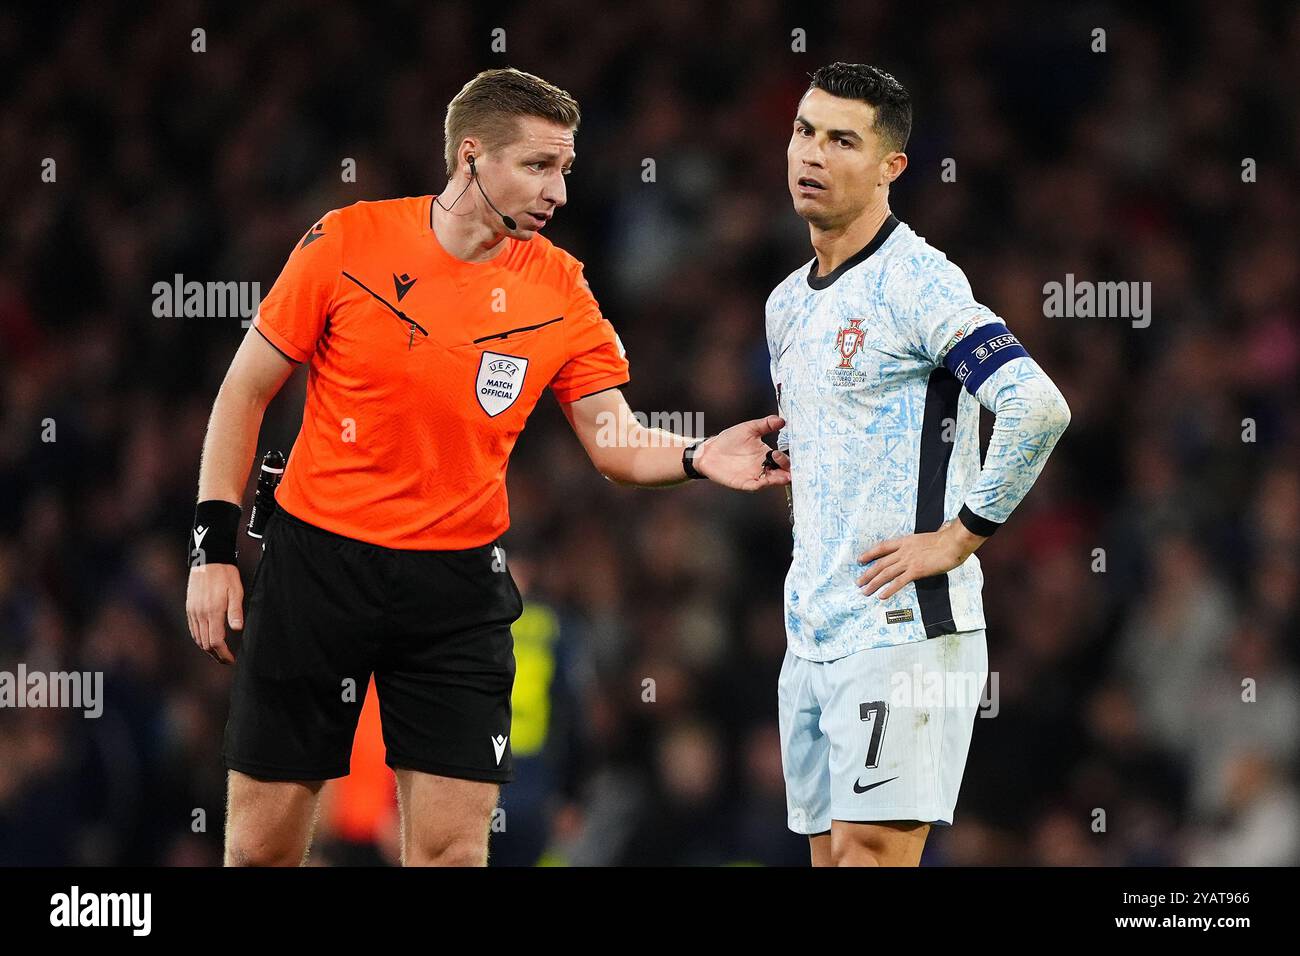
[1, 0, 1297, 865]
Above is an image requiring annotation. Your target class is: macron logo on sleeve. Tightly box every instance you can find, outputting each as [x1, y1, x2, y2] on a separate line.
[299, 223, 326, 249]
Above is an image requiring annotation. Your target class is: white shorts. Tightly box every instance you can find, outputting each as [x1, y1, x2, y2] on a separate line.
[778, 629, 988, 834]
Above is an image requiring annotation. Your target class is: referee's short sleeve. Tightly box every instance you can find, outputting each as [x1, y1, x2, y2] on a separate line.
[253, 210, 343, 364]
[550, 262, 630, 404]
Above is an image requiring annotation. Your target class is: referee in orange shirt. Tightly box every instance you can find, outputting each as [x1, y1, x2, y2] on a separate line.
[185, 68, 790, 867]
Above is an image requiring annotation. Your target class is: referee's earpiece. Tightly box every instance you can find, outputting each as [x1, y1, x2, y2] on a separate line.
[466, 154, 517, 231]
[433, 154, 477, 216]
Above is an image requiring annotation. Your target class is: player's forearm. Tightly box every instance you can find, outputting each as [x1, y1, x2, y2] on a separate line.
[196, 383, 270, 505]
[961, 358, 1071, 532]
[596, 426, 695, 487]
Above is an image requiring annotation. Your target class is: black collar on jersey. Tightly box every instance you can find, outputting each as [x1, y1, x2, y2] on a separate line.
[806, 214, 900, 290]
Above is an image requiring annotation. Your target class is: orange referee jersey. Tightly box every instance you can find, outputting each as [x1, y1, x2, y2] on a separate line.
[253, 196, 630, 550]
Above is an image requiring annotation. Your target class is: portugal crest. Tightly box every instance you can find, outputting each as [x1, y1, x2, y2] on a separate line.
[835, 317, 865, 369]
[475, 351, 529, 417]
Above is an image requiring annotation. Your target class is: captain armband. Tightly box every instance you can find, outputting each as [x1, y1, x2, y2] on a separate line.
[940, 322, 1030, 395]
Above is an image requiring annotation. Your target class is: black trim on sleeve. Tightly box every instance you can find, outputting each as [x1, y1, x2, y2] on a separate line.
[254, 325, 302, 365]
[957, 504, 1001, 538]
[806, 214, 900, 290]
[565, 380, 628, 403]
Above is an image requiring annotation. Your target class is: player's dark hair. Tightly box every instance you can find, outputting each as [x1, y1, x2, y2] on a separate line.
[444, 68, 581, 178]
[808, 63, 912, 153]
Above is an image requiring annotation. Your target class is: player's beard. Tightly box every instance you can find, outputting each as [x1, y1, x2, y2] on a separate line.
[799, 187, 876, 233]
[798, 201, 855, 233]
[799, 208, 836, 231]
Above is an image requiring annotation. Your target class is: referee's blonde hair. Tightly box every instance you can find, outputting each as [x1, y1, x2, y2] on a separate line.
[443, 68, 581, 178]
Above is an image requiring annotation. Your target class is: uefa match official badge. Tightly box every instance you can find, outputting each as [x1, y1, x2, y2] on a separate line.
[475, 351, 529, 416]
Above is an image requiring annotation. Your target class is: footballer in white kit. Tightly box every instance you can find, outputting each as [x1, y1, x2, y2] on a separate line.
[768, 63, 1071, 864]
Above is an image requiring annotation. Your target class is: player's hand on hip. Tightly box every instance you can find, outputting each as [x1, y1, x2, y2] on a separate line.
[856, 521, 976, 600]
[186, 563, 243, 664]
[694, 415, 791, 492]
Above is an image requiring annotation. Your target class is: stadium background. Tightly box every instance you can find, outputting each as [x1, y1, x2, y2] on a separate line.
[1, 0, 1297, 865]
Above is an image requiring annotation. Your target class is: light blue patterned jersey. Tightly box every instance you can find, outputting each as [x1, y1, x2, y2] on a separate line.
[767, 216, 1070, 661]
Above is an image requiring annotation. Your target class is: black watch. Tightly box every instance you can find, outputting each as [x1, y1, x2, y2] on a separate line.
[682, 438, 709, 480]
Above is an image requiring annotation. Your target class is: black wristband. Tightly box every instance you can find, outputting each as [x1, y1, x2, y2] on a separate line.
[682, 438, 709, 480]
[189, 500, 242, 569]
[957, 504, 1001, 538]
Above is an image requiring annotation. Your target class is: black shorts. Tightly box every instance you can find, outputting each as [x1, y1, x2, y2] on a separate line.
[222, 505, 521, 783]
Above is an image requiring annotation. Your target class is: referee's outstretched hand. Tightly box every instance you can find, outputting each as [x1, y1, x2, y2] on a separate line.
[186, 564, 243, 664]
[694, 415, 792, 492]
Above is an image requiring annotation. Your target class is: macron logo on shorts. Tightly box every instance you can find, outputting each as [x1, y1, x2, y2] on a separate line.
[492, 734, 509, 766]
